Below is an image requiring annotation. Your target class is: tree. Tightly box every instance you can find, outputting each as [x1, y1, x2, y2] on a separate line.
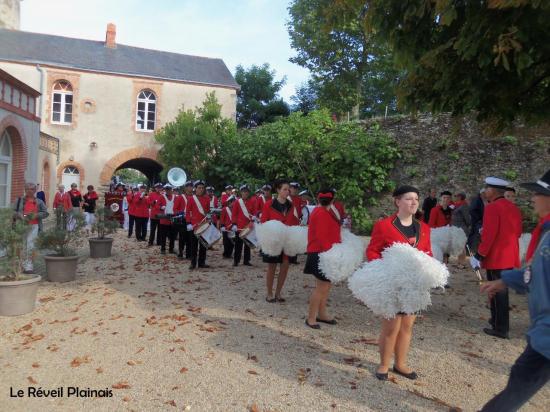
[287, 0, 400, 118]
[113, 169, 147, 185]
[362, 0, 550, 127]
[234, 63, 290, 128]
[155, 92, 237, 188]
[290, 79, 319, 114]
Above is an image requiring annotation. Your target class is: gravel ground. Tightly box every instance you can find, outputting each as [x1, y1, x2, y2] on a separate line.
[1, 232, 548, 412]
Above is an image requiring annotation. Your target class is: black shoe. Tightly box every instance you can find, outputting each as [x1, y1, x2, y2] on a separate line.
[178, 255, 184, 260]
[483, 328, 509, 339]
[198, 264, 210, 269]
[160, 250, 166, 255]
[393, 367, 418, 380]
[316, 317, 337, 325]
[169, 250, 176, 254]
[305, 320, 320, 329]
[188, 265, 196, 270]
[265, 297, 277, 303]
[243, 262, 252, 266]
[375, 372, 388, 381]
[233, 262, 238, 267]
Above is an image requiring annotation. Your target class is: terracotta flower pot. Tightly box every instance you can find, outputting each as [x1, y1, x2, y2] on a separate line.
[89, 238, 114, 258]
[44, 255, 79, 282]
[0, 275, 42, 316]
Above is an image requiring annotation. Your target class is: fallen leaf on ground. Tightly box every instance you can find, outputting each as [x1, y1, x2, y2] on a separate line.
[70, 355, 92, 367]
[164, 400, 177, 407]
[248, 370, 259, 375]
[180, 367, 188, 373]
[96, 367, 103, 374]
[39, 296, 55, 303]
[16, 323, 32, 332]
[248, 404, 260, 412]
[112, 381, 131, 389]
[31, 363, 40, 368]
[27, 376, 38, 384]
[127, 360, 142, 366]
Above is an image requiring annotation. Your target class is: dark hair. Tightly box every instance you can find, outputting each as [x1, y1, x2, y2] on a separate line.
[273, 179, 289, 191]
[319, 197, 332, 206]
[505, 187, 516, 193]
[87, 185, 94, 190]
[440, 190, 452, 197]
[455, 192, 466, 200]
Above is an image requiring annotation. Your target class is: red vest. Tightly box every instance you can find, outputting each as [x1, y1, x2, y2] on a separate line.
[232, 197, 258, 229]
[307, 207, 341, 253]
[366, 214, 432, 261]
[478, 197, 522, 269]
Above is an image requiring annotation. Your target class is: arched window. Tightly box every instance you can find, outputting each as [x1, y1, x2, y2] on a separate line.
[0, 130, 12, 207]
[51, 80, 73, 124]
[136, 90, 156, 131]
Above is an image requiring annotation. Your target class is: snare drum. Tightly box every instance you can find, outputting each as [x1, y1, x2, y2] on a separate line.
[194, 221, 210, 236]
[196, 223, 222, 249]
[227, 229, 236, 244]
[240, 226, 259, 249]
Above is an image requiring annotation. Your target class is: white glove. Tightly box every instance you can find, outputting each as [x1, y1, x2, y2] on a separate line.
[231, 225, 237, 232]
[160, 206, 165, 210]
[186, 224, 193, 231]
[469, 256, 481, 270]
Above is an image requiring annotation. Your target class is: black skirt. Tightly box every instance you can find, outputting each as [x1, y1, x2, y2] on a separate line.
[261, 250, 295, 264]
[303, 253, 330, 283]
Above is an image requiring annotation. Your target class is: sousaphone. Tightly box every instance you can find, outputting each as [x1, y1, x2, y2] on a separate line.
[167, 167, 187, 187]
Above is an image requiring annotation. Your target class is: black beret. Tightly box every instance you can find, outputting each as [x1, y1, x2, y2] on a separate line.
[392, 185, 420, 197]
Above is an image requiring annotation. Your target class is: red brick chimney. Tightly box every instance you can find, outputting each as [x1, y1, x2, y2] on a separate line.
[105, 23, 116, 49]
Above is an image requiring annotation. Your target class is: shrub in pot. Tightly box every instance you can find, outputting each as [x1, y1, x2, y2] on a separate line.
[89, 206, 119, 258]
[0, 208, 41, 316]
[36, 211, 85, 283]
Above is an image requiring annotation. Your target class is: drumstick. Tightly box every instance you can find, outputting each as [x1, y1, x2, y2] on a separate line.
[465, 244, 484, 284]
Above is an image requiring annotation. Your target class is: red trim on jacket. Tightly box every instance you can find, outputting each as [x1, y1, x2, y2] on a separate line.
[366, 214, 432, 261]
[307, 207, 341, 253]
[232, 197, 258, 229]
[477, 197, 522, 269]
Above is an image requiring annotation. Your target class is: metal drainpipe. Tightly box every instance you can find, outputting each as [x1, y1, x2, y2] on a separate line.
[35, 64, 44, 117]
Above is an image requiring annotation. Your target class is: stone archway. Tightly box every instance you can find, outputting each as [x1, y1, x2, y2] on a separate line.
[0, 115, 28, 203]
[99, 146, 161, 186]
[56, 160, 85, 188]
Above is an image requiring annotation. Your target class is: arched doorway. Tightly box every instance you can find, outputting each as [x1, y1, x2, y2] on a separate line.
[0, 129, 13, 207]
[99, 147, 162, 186]
[62, 165, 80, 188]
[114, 157, 163, 185]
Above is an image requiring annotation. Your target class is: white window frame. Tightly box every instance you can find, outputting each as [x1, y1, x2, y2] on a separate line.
[0, 130, 13, 208]
[136, 90, 157, 132]
[51, 81, 73, 125]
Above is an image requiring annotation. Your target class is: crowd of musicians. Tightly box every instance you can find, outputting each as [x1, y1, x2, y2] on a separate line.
[46, 169, 550, 411]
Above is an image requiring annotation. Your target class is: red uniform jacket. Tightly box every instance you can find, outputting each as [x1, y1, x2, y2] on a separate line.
[428, 204, 452, 228]
[526, 212, 550, 262]
[256, 194, 270, 216]
[132, 192, 150, 218]
[148, 192, 163, 219]
[260, 199, 299, 226]
[53, 192, 71, 211]
[158, 193, 177, 225]
[220, 206, 233, 230]
[126, 193, 137, 216]
[185, 194, 211, 228]
[232, 197, 258, 230]
[477, 197, 522, 269]
[289, 195, 303, 218]
[221, 193, 230, 207]
[366, 214, 432, 261]
[307, 207, 342, 253]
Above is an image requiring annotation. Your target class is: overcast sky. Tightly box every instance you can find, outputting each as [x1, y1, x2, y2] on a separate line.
[20, 0, 309, 101]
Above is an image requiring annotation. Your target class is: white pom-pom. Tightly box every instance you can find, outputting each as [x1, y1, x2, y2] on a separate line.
[318, 229, 365, 283]
[348, 243, 449, 319]
[519, 233, 532, 263]
[431, 243, 444, 263]
[256, 220, 287, 256]
[431, 226, 466, 257]
[283, 225, 308, 256]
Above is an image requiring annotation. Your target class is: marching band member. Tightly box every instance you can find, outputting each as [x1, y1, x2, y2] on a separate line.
[221, 185, 233, 207]
[299, 189, 312, 206]
[260, 180, 299, 303]
[219, 195, 236, 259]
[126, 186, 137, 238]
[207, 186, 219, 225]
[256, 184, 272, 216]
[185, 180, 211, 270]
[148, 183, 164, 247]
[182, 181, 194, 260]
[289, 182, 304, 217]
[330, 189, 350, 227]
[158, 184, 176, 254]
[231, 184, 257, 267]
[174, 186, 189, 260]
[470, 177, 522, 339]
[304, 189, 341, 329]
[366, 185, 432, 381]
[428, 191, 453, 228]
[133, 184, 150, 242]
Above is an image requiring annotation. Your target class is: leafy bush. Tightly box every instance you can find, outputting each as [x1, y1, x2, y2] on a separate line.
[92, 206, 119, 239]
[0, 208, 33, 281]
[501, 135, 518, 145]
[36, 212, 85, 257]
[504, 169, 518, 181]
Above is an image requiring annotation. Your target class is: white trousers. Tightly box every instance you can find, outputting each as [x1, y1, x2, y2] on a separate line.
[24, 224, 39, 272]
[123, 211, 129, 230]
[84, 212, 95, 230]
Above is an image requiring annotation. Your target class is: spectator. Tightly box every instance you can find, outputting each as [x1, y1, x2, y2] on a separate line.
[421, 188, 438, 223]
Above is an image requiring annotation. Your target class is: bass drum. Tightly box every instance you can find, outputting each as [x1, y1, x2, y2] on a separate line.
[240, 226, 259, 249]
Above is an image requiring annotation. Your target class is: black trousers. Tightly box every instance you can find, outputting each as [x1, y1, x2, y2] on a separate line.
[128, 214, 135, 237]
[158, 223, 176, 252]
[174, 224, 187, 256]
[234, 233, 250, 265]
[134, 217, 148, 241]
[189, 233, 207, 267]
[185, 228, 193, 259]
[222, 231, 234, 258]
[487, 269, 510, 334]
[149, 218, 161, 245]
[481, 343, 550, 411]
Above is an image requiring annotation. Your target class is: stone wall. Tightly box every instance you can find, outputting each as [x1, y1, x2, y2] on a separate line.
[364, 114, 550, 226]
[0, 0, 20, 30]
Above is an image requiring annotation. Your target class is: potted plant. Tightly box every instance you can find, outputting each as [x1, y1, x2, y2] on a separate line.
[89, 206, 119, 258]
[0, 208, 41, 316]
[36, 211, 85, 283]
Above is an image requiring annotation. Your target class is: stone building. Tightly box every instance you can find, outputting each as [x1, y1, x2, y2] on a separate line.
[0, 14, 238, 203]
